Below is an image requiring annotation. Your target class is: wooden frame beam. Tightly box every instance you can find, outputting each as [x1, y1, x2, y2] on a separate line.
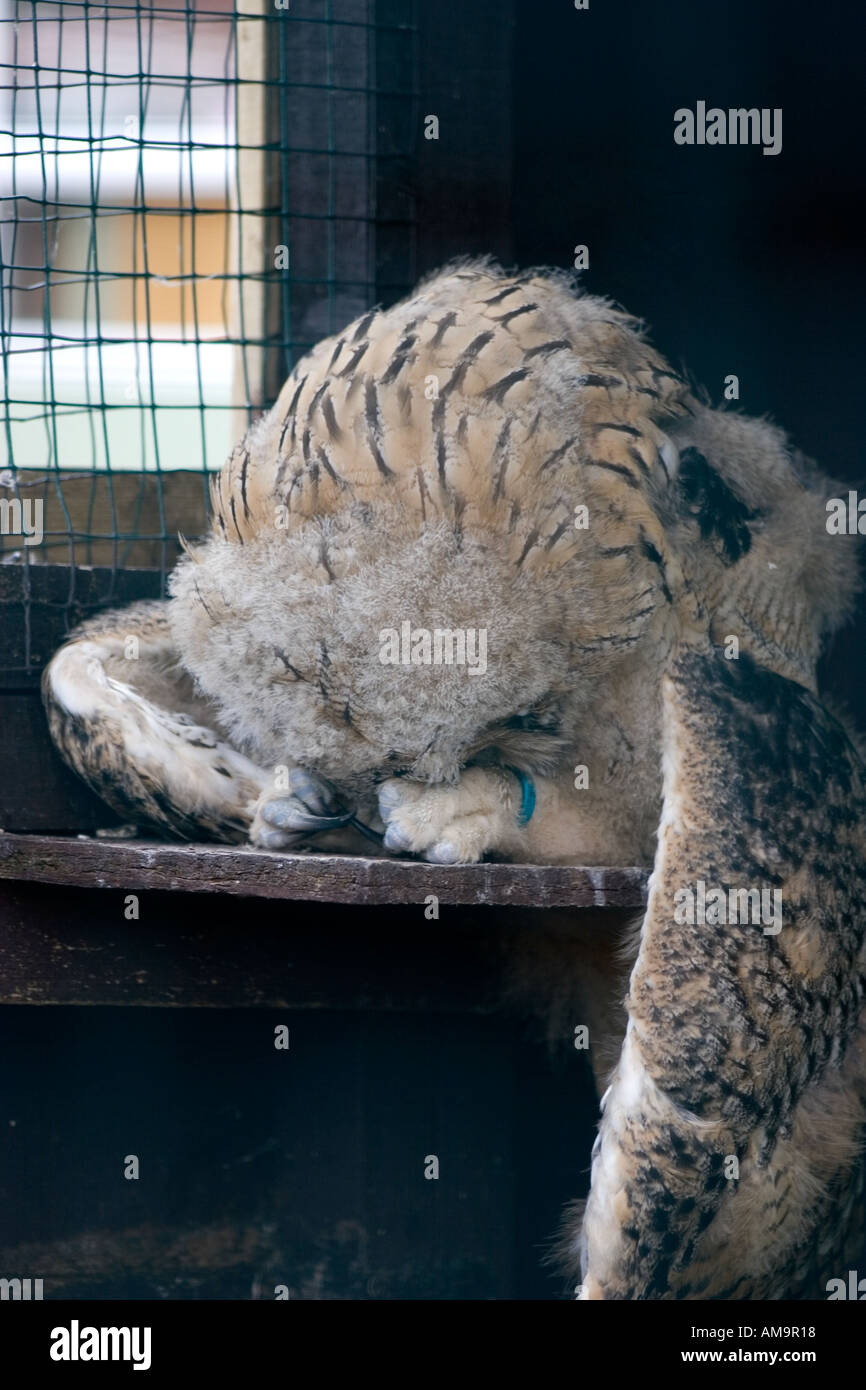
[0, 833, 649, 910]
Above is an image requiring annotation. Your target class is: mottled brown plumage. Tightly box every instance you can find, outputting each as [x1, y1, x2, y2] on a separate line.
[42, 261, 865, 1298]
[579, 649, 866, 1299]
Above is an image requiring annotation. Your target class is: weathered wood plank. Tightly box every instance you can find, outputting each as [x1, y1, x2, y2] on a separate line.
[0, 833, 650, 908]
[0, 470, 210, 569]
[0, 562, 168, 831]
[0, 880, 524, 1008]
[231, 1, 285, 432]
[0, 694, 125, 832]
[0, 561, 165, 685]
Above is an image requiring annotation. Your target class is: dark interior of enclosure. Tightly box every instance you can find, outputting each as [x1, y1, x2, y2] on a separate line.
[0, 889, 603, 1300]
[0, 1003, 594, 1299]
[2, 0, 865, 1300]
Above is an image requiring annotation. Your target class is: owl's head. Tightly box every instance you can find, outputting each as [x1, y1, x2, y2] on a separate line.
[168, 495, 679, 805]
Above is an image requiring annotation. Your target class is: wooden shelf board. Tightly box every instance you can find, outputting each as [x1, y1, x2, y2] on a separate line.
[0, 833, 650, 909]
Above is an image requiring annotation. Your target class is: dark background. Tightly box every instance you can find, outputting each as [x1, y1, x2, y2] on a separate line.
[510, 0, 866, 726]
[512, 0, 865, 493]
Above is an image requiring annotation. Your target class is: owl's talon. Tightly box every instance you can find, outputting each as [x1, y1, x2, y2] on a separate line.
[377, 780, 407, 812]
[383, 822, 413, 852]
[286, 767, 338, 815]
[260, 796, 352, 833]
[257, 827, 294, 851]
[425, 840, 459, 865]
[376, 769, 516, 864]
[250, 767, 355, 847]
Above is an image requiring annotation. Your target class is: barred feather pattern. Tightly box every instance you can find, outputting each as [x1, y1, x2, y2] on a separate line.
[213, 262, 691, 593]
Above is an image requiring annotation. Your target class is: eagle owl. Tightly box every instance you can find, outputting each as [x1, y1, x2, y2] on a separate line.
[43, 262, 866, 1299]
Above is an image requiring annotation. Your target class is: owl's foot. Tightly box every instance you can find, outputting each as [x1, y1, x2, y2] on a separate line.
[376, 766, 521, 864]
[250, 769, 353, 850]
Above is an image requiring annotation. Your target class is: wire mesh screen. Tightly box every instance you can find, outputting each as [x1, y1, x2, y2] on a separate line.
[0, 0, 418, 582]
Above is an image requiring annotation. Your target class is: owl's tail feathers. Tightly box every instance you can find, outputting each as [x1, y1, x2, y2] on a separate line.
[41, 599, 269, 841]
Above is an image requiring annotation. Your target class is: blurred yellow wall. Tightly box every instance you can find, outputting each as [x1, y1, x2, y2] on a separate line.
[36, 203, 230, 334]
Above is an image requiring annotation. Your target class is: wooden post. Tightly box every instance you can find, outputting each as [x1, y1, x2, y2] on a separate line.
[230, 1, 283, 442]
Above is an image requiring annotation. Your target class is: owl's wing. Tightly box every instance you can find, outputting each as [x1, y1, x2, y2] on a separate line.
[42, 601, 269, 840]
[580, 646, 866, 1298]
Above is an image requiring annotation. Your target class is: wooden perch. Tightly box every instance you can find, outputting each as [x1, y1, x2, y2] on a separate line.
[0, 833, 649, 909]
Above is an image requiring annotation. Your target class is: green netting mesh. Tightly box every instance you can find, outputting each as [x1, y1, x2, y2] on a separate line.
[0, 0, 417, 578]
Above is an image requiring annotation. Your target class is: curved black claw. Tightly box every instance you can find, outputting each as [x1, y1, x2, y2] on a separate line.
[261, 799, 354, 833]
[260, 767, 355, 835]
[257, 768, 385, 847]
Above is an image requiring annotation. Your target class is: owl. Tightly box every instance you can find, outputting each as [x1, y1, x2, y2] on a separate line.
[43, 261, 866, 1299]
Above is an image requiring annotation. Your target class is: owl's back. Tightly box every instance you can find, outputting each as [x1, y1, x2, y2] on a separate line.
[212, 261, 691, 580]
